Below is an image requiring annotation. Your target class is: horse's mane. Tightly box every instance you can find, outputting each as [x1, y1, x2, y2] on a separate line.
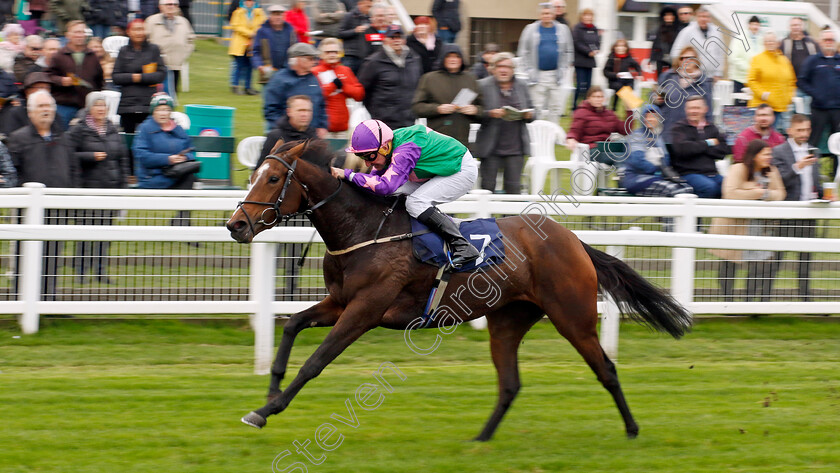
[276, 139, 334, 169]
[277, 139, 402, 209]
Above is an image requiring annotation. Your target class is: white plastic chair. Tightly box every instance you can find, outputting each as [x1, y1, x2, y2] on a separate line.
[100, 90, 121, 126]
[714, 80, 734, 106]
[828, 132, 840, 156]
[468, 123, 480, 144]
[793, 96, 806, 114]
[171, 111, 190, 131]
[525, 120, 591, 195]
[237, 136, 267, 170]
[348, 106, 371, 131]
[716, 157, 731, 177]
[102, 36, 128, 59]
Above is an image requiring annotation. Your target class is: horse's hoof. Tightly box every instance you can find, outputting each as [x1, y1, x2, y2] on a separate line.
[241, 411, 267, 429]
[627, 429, 639, 439]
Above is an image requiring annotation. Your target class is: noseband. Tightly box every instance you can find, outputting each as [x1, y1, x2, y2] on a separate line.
[235, 155, 342, 235]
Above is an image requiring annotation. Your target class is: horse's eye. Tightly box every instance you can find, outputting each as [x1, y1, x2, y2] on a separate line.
[269, 176, 280, 183]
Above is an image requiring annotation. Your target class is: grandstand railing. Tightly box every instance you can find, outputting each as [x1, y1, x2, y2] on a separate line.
[2, 184, 839, 373]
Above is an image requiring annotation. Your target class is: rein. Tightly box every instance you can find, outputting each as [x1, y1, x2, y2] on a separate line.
[326, 196, 430, 256]
[235, 155, 343, 235]
[238, 154, 428, 255]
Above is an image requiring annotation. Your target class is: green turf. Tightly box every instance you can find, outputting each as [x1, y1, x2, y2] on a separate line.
[1, 318, 838, 472]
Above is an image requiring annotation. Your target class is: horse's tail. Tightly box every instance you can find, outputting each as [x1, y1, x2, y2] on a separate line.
[582, 242, 692, 339]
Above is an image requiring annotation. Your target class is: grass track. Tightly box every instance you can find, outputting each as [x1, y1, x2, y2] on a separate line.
[1, 318, 839, 472]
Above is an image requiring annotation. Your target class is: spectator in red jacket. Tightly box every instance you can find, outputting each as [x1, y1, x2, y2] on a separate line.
[285, 0, 310, 44]
[565, 86, 628, 149]
[311, 37, 365, 134]
[732, 104, 785, 162]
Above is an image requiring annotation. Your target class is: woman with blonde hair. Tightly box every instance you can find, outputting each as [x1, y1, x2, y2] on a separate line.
[654, 45, 713, 141]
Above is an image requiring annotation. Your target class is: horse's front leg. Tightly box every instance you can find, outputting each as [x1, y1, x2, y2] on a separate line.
[243, 295, 388, 428]
[267, 296, 344, 402]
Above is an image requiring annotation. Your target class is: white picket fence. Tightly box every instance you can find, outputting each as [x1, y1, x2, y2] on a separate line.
[1, 184, 839, 373]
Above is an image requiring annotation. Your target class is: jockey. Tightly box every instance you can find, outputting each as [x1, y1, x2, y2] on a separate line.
[330, 119, 480, 267]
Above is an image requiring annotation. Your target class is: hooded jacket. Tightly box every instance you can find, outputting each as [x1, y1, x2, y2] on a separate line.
[620, 104, 671, 194]
[650, 7, 678, 67]
[410, 44, 482, 146]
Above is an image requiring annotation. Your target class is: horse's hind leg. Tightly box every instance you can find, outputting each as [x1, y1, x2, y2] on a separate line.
[543, 300, 639, 438]
[268, 296, 343, 401]
[474, 303, 543, 442]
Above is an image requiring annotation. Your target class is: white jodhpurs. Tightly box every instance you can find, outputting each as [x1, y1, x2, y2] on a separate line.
[397, 151, 478, 218]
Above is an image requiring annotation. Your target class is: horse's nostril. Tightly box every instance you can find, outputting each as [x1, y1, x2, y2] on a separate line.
[228, 220, 247, 232]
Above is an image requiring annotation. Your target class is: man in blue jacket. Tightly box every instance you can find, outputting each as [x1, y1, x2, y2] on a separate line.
[798, 28, 840, 177]
[262, 42, 328, 136]
[252, 4, 296, 85]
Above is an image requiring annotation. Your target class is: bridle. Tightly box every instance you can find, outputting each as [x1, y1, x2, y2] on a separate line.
[235, 154, 342, 236]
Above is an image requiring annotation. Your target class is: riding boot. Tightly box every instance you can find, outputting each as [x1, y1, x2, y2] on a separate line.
[417, 207, 479, 267]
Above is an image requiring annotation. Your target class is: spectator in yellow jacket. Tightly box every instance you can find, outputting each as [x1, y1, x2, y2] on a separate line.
[229, 0, 267, 95]
[747, 32, 796, 132]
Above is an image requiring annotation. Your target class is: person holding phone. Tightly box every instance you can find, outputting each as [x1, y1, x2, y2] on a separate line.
[771, 114, 827, 299]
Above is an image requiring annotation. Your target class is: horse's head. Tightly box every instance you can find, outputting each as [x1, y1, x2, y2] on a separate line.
[226, 140, 312, 243]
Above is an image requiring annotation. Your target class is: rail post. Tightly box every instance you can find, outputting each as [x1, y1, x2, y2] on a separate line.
[672, 194, 698, 309]
[20, 183, 45, 334]
[250, 241, 277, 375]
[601, 243, 625, 360]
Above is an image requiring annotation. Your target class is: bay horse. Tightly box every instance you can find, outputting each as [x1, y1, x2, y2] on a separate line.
[225, 140, 692, 441]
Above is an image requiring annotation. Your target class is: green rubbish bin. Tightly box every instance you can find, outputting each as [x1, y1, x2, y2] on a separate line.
[184, 104, 235, 182]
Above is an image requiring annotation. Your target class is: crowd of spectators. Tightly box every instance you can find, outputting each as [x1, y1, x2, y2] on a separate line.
[1, 1, 840, 296]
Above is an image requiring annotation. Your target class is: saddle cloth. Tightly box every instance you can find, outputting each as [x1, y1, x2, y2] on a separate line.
[410, 218, 505, 272]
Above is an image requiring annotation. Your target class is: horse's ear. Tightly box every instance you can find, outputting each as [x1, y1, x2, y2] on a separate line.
[287, 140, 307, 158]
[269, 139, 285, 156]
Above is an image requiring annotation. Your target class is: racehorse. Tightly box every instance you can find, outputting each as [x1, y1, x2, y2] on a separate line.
[226, 140, 692, 441]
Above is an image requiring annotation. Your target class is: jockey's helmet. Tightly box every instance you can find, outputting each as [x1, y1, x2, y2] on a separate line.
[346, 119, 394, 154]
